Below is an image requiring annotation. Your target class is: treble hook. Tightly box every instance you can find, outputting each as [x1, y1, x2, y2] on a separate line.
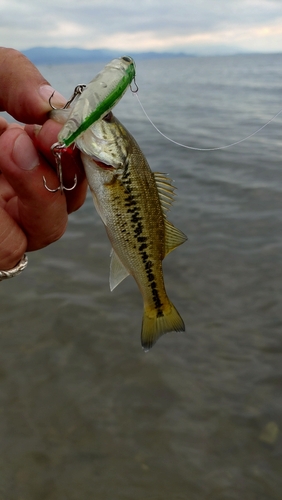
[49, 84, 87, 110]
[43, 142, 77, 194]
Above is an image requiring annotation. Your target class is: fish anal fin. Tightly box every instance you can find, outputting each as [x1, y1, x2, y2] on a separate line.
[164, 219, 187, 256]
[110, 249, 130, 291]
[141, 301, 185, 351]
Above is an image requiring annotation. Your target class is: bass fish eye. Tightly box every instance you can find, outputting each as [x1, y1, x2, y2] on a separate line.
[103, 111, 113, 122]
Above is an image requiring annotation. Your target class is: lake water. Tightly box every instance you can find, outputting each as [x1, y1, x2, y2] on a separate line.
[1, 53, 282, 499]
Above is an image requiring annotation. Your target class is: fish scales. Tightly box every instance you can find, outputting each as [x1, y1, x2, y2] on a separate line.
[76, 112, 186, 349]
[100, 132, 166, 311]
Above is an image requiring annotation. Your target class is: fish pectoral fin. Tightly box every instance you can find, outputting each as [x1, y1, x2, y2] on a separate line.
[109, 249, 130, 291]
[164, 219, 187, 256]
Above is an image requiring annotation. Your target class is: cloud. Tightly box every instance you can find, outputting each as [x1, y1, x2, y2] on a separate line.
[1, 0, 282, 54]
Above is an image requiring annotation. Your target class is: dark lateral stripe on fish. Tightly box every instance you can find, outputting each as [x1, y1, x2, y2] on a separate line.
[120, 162, 165, 317]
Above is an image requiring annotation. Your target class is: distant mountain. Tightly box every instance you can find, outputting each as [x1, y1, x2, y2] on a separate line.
[22, 47, 191, 65]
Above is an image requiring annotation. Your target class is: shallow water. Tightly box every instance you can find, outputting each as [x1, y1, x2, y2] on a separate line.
[1, 54, 282, 499]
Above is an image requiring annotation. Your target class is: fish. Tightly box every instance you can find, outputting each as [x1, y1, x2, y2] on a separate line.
[74, 111, 187, 350]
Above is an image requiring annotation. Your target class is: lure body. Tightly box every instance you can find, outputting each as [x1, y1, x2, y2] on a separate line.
[56, 56, 135, 147]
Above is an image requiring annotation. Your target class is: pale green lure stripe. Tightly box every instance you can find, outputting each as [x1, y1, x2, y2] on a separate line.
[63, 63, 136, 147]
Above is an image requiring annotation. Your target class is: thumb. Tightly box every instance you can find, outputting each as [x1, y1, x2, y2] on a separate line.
[0, 47, 65, 124]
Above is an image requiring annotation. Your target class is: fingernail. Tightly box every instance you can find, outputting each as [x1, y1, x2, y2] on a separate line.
[12, 133, 40, 171]
[39, 84, 66, 107]
[32, 124, 42, 138]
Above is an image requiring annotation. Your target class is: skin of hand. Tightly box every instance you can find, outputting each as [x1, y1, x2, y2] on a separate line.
[0, 48, 88, 271]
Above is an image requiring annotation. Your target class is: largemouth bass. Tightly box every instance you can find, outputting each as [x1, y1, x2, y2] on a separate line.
[75, 112, 187, 350]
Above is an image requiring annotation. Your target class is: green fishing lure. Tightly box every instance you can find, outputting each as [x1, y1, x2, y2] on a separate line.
[57, 56, 136, 147]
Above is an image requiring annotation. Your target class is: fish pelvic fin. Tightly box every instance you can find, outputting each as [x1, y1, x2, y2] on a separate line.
[109, 249, 130, 291]
[141, 301, 185, 351]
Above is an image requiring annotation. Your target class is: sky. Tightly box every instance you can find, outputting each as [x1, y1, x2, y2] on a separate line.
[1, 0, 282, 56]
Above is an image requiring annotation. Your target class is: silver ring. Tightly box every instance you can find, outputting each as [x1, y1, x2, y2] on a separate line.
[0, 254, 28, 281]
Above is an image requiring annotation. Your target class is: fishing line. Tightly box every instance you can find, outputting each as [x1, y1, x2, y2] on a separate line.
[133, 92, 282, 151]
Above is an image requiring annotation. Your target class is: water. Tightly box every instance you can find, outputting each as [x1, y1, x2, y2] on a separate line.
[1, 54, 282, 499]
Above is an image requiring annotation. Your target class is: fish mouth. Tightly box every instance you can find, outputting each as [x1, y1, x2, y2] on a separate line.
[93, 158, 115, 170]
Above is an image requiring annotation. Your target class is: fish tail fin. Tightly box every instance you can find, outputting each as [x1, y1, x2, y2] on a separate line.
[141, 301, 185, 351]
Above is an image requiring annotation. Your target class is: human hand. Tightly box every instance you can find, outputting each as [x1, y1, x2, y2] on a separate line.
[0, 48, 88, 271]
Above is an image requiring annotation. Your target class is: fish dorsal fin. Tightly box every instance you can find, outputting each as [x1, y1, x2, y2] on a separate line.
[164, 219, 187, 256]
[110, 249, 130, 291]
[154, 172, 175, 213]
[154, 173, 187, 254]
